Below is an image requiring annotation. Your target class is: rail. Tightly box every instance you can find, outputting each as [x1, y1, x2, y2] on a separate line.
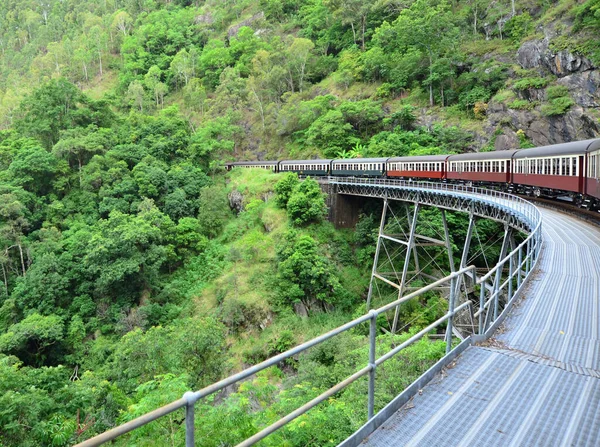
[76, 267, 475, 447]
[75, 179, 543, 447]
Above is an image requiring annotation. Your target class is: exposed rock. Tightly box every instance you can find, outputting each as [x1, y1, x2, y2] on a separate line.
[293, 302, 309, 318]
[516, 39, 594, 77]
[495, 131, 520, 150]
[195, 12, 214, 25]
[556, 71, 600, 108]
[228, 189, 244, 214]
[227, 12, 265, 38]
[487, 100, 600, 146]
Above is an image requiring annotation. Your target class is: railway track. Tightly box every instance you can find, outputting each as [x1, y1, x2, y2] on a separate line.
[520, 195, 600, 226]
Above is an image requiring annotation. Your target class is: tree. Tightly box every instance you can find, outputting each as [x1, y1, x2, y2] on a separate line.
[284, 37, 315, 93]
[286, 178, 327, 226]
[197, 187, 230, 238]
[305, 109, 358, 157]
[389, 0, 460, 106]
[127, 81, 146, 112]
[274, 172, 300, 208]
[15, 79, 96, 149]
[112, 10, 133, 37]
[275, 232, 345, 313]
[0, 313, 64, 366]
[325, 0, 372, 49]
[52, 126, 108, 186]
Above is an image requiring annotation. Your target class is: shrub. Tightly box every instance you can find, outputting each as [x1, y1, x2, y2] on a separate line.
[546, 85, 570, 100]
[508, 99, 536, 110]
[513, 77, 550, 90]
[541, 96, 575, 116]
[274, 172, 300, 208]
[286, 178, 327, 226]
[504, 13, 534, 42]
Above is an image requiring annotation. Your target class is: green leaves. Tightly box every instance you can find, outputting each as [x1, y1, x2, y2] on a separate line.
[0, 314, 64, 366]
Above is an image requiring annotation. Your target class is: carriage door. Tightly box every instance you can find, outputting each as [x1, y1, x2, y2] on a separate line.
[579, 155, 585, 194]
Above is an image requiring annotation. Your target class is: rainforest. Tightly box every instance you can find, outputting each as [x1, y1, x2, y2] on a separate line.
[0, 0, 599, 445]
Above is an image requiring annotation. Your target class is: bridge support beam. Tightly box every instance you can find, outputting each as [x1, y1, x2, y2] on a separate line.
[365, 199, 467, 335]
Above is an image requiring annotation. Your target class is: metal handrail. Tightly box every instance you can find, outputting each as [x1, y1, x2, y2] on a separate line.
[75, 178, 543, 447]
[75, 267, 474, 447]
[327, 176, 543, 335]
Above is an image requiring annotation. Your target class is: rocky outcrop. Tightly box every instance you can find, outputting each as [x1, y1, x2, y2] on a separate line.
[556, 70, 600, 108]
[228, 189, 244, 214]
[517, 39, 594, 77]
[487, 101, 600, 147]
[227, 12, 265, 38]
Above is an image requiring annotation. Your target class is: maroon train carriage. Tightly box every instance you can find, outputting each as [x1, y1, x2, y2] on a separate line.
[584, 141, 600, 205]
[511, 140, 595, 200]
[386, 155, 448, 180]
[446, 150, 517, 185]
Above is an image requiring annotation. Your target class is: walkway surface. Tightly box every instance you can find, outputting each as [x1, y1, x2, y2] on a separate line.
[361, 207, 600, 447]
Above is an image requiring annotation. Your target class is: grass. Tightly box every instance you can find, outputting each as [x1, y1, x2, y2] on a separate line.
[508, 99, 537, 110]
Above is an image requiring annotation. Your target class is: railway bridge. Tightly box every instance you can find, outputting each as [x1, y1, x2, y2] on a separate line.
[76, 178, 600, 447]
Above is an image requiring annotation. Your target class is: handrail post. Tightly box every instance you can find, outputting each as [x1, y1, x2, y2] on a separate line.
[493, 264, 501, 321]
[525, 238, 531, 275]
[478, 279, 486, 334]
[517, 246, 522, 288]
[368, 310, 377, 419]
[508, 253, 514, 301]
[183, 392, 195, 447]
[446, 276, 456, 354]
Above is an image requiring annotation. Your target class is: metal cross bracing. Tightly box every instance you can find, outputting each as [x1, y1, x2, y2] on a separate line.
[352, 207, 600, 447]
[74, 177, 543, 447]
[355, 178, 537, 339]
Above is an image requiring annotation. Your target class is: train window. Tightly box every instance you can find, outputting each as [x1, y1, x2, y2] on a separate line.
[572, 158, 578, 176]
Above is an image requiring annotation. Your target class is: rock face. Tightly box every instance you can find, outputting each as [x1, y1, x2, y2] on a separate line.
[487, 101, 600, 147]
[556, 71, 600, 108]
[228, 190, 244, 215]
[516, 39, 594, 77]
[227, 12, 265, 38]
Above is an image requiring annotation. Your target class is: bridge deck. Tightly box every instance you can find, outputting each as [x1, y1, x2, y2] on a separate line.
[360, 207, 600, 447]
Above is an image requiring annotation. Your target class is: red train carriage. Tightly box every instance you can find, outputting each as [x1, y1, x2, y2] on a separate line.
[585, 141, 600, 203]
[511, 141, 593, 198]
[386, 155, 447, 180]
[447, 150, 517, 185]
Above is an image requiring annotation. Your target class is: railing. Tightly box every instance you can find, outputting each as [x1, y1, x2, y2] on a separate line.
[75, 179, 543, 447]
[76, 267, 475, 447]
[328, 176, 541, 231]
[327, 176, 543, 335]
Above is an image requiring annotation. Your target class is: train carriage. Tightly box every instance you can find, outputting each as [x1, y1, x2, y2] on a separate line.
[225, 161, 278, 171]
[585, 141, 600, 203]
[279, 159, 331, 176]
[386, 155, 447, 180]
[447, 150, 517, 185]
[512, 141, 593, 197]
[330, 158, 388, 177]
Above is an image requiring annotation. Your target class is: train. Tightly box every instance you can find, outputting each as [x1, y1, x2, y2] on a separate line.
[226, 139, 600, 210]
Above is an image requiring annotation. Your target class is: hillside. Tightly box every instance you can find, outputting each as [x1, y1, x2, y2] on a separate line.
[0, 0, 599, 445]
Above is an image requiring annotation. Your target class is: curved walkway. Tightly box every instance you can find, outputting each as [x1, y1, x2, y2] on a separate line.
[359, 207, 600, 447]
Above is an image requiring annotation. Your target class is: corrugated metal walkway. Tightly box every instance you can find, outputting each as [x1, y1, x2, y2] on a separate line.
[361, 207, 600, 447]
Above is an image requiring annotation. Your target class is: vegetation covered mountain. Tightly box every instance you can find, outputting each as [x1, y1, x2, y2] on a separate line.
[0, 0, 599, 445]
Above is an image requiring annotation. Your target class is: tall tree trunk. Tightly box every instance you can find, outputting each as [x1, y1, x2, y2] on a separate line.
[18, 243, 25, 276]
[350, 22, 357, 46]
[98, 51, 103, 76]
[429, 54, 434, 106]
[361, 16, 366, 50]
[1, 263, 7, 295]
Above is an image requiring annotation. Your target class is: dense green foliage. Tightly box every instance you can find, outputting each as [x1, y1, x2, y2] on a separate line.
[0, 0, 587, 445]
